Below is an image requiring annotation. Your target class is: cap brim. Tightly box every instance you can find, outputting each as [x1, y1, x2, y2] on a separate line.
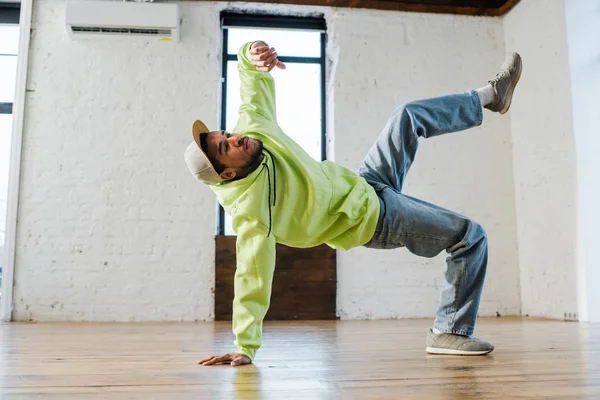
[192, 120, 210, 149]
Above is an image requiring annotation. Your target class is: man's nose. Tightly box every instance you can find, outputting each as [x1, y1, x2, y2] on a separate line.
[228, 135, 241, 146]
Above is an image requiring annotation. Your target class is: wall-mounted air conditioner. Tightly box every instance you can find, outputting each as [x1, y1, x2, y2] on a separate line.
[66, 0, 180, 42]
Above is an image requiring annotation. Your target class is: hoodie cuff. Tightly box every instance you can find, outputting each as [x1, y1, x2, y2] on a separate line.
[237, 345, 257, 361]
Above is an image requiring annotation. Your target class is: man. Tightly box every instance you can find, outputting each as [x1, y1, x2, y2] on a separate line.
[185, 40, 522, 366]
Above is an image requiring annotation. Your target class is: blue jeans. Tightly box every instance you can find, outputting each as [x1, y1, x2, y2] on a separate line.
[359, 91, 487, 336]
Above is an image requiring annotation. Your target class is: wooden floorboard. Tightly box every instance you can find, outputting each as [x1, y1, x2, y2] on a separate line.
[1, 317, 599, 399]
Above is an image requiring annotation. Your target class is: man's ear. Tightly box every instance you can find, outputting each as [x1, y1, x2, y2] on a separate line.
[220, 168, 237, 181]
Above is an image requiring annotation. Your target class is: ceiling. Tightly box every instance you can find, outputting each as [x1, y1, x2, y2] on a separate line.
[192, 0, 520, 16]
[0, 0, 518, 16]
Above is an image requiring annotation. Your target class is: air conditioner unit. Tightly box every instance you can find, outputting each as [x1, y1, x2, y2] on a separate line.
[66, 0, 180, 42]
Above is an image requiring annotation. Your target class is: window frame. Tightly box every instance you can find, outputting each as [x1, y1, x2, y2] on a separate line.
[0, 3, 20, 115]
[0, 3, 19, 25]
[218, 13, 327, 235]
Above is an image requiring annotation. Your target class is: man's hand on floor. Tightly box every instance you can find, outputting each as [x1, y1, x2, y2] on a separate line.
[250, 41, 286, 72]
[198, 353, 251, 367]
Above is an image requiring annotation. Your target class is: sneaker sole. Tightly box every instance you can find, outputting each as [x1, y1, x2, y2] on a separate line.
[425, 346, 493, 356]
[499, 54, 523, 115]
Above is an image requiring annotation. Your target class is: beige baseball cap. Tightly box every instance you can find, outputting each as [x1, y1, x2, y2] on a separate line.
[184, 120, 223, 185]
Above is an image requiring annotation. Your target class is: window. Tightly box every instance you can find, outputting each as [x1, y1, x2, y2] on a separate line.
[219, 14, 327, 235]
[0, 4, 20, 292]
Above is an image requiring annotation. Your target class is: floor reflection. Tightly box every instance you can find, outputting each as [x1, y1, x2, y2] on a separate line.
[234, 364, 262, 399]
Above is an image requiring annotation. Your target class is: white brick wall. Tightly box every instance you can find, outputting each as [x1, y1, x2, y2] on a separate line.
[12, 1, 521, 321]
[504, 0, 579, 319]
[13, 2, 222, 321]
[330, 9, 520, 319]
[564, 0, 599, 322]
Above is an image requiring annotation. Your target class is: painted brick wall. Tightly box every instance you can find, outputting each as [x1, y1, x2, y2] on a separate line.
[12, 1, 521, 321]
[330, 9, 520, 319]
[565, 0, 600, 322]
[504, 0, 579, 319]
[13, 2, 222, 321]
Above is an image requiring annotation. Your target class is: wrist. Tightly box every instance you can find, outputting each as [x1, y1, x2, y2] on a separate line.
[251, 40, 267, 49]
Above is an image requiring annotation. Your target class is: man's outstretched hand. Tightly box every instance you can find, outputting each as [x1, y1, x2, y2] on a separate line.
[250, 41, 287, 72]
[198, 353, 251, 367]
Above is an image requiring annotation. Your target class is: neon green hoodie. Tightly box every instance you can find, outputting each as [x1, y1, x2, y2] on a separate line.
[211, 42, 380, 360]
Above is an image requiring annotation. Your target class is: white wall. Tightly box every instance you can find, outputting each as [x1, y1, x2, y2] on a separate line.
[504, 0, 579, 319]
[13, 1, 222, 321]
[565, 0, 600, 322]
[12, 1, 521, 321]
[331, 9, 520, 319]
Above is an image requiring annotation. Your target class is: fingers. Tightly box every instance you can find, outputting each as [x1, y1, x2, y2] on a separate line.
[198, 353, 251, 367]
[250, 46, 274, 61]
[255, 52, 278, 68]
[198, 354, 232, 366]
[266, 60, 286, 73]
[198, 355, 218, 365]
[250, 46, 285, 72]
[258, 58, 281, 72]
[249, 44, 269, 55]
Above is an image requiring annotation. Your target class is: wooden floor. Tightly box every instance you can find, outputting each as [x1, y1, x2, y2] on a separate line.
[1, 318, 599, 399]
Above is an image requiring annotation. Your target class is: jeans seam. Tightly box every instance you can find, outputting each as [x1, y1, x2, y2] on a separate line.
[420, 120, 472, 138]
[449, 242, 467, 329]
[382, 231, 450, 242]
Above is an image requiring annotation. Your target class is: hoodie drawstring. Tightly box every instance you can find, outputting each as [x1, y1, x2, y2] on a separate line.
[262, 148, 277, 237]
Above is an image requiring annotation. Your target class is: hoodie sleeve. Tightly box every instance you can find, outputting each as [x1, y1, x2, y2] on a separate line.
[237, 41, 277, 124]
[231, 216, 276, 361]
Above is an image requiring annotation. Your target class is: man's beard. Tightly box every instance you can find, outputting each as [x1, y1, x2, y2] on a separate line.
[246, 139, 263, 168]
[241, 138, 264, 172]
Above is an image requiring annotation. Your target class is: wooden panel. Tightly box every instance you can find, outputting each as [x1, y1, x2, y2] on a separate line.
[191, 0, 520, 16]
[215, 235, 336, 321]
[2, 318, 600, 399]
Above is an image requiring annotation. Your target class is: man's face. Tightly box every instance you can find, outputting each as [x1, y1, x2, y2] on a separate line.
[206, 131, 263, 179]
